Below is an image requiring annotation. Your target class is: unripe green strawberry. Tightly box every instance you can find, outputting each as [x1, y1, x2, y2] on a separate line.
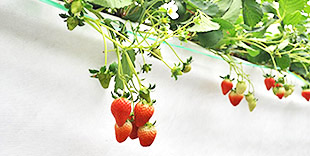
[284, 88, 293, 98]
[245, 93, 255, 103]
[152, 48, 162, 59]
[98, 73, 113, 89]
[236, 81, 247, 94]
[248, 100, 257, 112]
[71, 0, 83, 14]
[139, 87, 151, 103]
[67, 17, 79, 31]
[182, 64, 191, 73]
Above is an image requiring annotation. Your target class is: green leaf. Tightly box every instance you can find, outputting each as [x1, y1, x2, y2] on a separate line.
[236, 41, 260, 57]
[262, 2, 277, 14]
[114, 72, 124, 92]
[89, 69, 99, 74]
[304, 5, 310, 13]
[247, 50, 271, 64]
[216, 0, 232, 16]
[283, 11, 304, 25]
[186, 0, 219, 16]
[279, 0, 305, 15]
[121, 50, 136, 80]
[279, 0, 305, 19]
[187, 14, 220, 32]
[198, 30, 223, 48]
[86, 0, 133, 9]
[212, 18, 235, 30]
[242, 0, 263, 27]
[248, 49, 260, 57]
[290, 62, 307, 76]
[222, 0, 242, 23]
[275, 54, 291, 70]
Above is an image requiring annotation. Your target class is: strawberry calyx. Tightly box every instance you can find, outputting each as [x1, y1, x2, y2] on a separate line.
[144, 121, 156, 128]
[220, 74, 234, 81]
[245, 92, 256, 103]
[263, 74, 275, 78]
[302, 85, 310, 90]
[139, 87, 151, 103]
[182, 56, 193, 73]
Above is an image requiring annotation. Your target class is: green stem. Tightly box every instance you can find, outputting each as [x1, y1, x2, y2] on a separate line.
[166, 41, 184, 63]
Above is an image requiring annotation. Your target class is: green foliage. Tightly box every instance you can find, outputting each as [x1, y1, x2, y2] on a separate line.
[212, 18, 234, 30]
[242, 0, 263, 27]
[185, 0, 219, 16]
[275, 54, 291, 70]
[279, 0, 305, 25]
[221, 0, 242, 23]
[198, 30, 223, 48]
[121, 50, 136, 80]
[187, 12, 220, 32]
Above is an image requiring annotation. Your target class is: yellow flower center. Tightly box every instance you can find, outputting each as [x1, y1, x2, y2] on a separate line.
[168, 8, 173, 15]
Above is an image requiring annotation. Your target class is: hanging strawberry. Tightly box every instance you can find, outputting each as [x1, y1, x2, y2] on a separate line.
[220, 75, 234, 95]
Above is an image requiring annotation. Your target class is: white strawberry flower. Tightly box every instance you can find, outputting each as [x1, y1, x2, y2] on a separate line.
[162, 0, 179, 19]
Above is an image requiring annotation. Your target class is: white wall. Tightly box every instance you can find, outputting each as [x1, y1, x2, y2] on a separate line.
[1, 0, 310, 155]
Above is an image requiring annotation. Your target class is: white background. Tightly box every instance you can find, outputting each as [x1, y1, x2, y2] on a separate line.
[1, 0, 310, 155]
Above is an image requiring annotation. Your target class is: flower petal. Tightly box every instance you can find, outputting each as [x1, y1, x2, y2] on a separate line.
[171, 5, 178, 12]
[170, 12, 179, 19]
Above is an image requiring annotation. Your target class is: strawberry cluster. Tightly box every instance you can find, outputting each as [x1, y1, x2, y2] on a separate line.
[220, 75, 257, 112]
[264, 75, 294, 99]
[111, 98, 156, 147]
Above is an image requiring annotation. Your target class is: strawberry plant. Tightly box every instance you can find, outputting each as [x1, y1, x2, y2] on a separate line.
[39, 0, 310, 147]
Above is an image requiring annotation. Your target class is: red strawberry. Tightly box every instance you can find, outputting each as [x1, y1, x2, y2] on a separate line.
[302, 89, 310, 101]
[275, 83, 283, 87]
[137, 123, 157, 147]
[264, 77, 275, 90]
[111, 98, 132, 127]
[115, 120, 132, 143]
[221, 79, 233, 95]
[129, 115, 138, 139]
[273, 87, 285, 99]
[228, 90, 244, 106]
[134, 101, 154, 127]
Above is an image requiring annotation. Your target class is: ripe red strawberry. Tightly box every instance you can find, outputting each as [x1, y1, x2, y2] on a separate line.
[111, 98, 132, 127]
[264, 77, 275, 90]
[302, 89, 310, 101]
[228, 90, 244, 106]
[134, 102, 154, 127]
[221, 79, 233, 95]
[129, 115, 138, 139]
[273, 87, 285, 99]
[137, 123, 157, 147]
[115, 120, 132, 143]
